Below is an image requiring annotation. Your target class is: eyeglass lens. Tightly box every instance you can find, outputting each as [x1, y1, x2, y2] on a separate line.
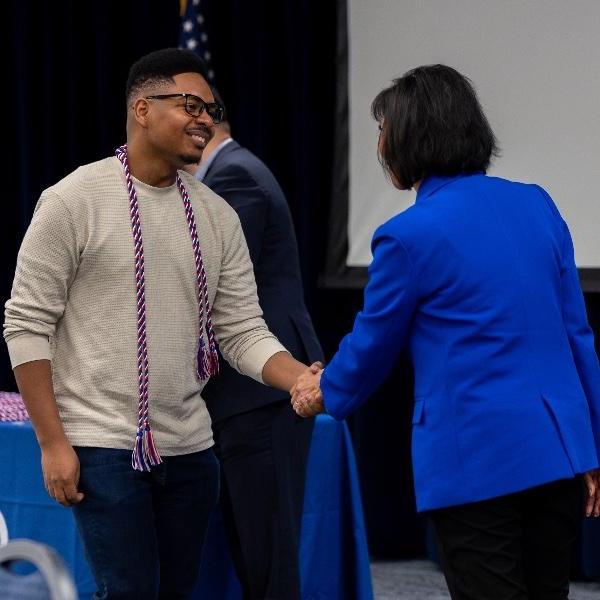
[185, 96, 223, 123]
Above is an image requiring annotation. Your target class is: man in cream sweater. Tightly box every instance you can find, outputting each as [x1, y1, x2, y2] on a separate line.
[4, 48, 313, 599]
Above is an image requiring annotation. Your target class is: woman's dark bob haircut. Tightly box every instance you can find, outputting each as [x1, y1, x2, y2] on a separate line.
[372, 64, 498, 189]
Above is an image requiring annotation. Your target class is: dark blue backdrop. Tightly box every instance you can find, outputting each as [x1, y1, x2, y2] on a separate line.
[1, 0, 338, 392]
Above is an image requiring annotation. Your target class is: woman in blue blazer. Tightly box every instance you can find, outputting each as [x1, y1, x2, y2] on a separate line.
[292, 65, 600, 599]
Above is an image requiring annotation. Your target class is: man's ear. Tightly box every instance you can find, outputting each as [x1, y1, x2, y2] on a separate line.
[132, 98, 151, 128]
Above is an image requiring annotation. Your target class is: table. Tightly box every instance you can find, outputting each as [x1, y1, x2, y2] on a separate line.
[0, 415, 373, 599]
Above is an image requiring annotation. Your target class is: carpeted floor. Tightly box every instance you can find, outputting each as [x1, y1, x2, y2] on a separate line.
[371, 560, 600, 599]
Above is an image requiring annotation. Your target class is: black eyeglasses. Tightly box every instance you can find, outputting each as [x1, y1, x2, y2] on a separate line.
[144, 93, 224, 124]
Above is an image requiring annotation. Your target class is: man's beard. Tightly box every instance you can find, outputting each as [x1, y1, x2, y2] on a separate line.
[179, 152, 202, 165]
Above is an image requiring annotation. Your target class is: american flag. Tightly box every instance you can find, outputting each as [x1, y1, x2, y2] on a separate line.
[179, 0, 215, 82]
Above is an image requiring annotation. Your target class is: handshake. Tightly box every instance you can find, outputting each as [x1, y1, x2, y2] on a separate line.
[290, 362, 325, 417]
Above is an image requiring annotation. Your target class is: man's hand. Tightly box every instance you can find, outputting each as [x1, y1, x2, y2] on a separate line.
[291, 362, 325, 418]
[41, 439, 84, 507]
[13, 360, 84, 507]
[583, 469, 600, 517]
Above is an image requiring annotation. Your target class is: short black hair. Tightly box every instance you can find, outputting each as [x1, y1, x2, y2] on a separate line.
[126, 48, 210, 106]
[371, 64, 498, 189]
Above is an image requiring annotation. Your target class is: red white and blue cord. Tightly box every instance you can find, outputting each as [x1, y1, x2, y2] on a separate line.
[115, 145, 219, 471]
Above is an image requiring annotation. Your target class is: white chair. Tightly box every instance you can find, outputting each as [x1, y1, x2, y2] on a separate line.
[0, 539, 78, 600]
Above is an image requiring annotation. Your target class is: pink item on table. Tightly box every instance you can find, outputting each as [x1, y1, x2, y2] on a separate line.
[0, 392, 29, 422]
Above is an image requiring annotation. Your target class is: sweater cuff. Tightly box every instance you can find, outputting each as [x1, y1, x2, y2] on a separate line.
[6, 333, 52, 368]
[236, 337, 288, 383]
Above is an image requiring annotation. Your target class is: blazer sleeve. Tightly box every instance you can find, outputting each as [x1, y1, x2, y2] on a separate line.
[320, 229, 419, 419]
[205, 163, 267, 266]
[559, 220, 600, 458]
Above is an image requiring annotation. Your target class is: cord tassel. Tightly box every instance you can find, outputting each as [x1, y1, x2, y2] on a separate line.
[197, 335, 219, 380]
[131, 424, 162, 472]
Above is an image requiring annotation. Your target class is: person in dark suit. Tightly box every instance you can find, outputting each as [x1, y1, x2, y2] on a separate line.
[292, 65, 600, 600]
[189, 88, 324, 600]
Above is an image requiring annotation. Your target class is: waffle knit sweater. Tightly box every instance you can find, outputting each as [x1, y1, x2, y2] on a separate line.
[4, 157, 287, 455]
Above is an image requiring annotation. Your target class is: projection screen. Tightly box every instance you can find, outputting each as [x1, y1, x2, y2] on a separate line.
[347, 0, 600, 275]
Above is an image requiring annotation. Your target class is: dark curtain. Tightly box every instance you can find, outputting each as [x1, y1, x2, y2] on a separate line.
[2, 0, 181, 390]
[2, 0, 336, 391]
[200, 1, 335, 308]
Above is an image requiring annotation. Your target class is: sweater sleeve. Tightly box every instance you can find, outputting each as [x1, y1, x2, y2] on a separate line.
[4, 192, 81, 367]
[210, 207, 287, 383]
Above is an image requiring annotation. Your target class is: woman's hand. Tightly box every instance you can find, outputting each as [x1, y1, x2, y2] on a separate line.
[583, 468, 600, 517]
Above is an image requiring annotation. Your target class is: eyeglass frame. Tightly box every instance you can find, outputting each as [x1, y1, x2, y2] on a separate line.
[144, 93, 224, 124]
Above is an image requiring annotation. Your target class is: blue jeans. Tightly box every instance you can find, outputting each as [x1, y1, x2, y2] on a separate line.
[73, 446, 219, 600]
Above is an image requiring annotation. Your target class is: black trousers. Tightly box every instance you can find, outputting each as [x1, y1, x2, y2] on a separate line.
[430, 478, 581, 600]
[212, 399, 315, 600]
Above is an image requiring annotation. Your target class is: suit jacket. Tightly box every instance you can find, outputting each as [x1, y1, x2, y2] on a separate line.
[321, 173, 600, 512]
[201, 140, 323, 422]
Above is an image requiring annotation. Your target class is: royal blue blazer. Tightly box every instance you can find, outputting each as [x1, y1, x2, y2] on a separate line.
[321, 173, 600, 512]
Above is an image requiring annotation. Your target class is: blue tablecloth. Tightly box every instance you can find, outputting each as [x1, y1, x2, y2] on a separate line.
[0, 415, 373, 599]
